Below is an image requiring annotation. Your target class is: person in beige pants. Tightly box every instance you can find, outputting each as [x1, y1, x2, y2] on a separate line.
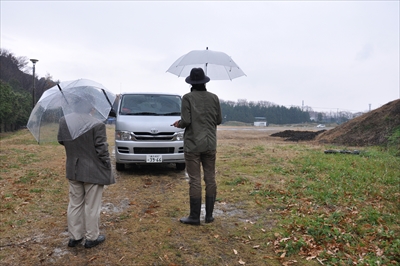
[58, 101, 115, 248]
[67, 181, 104, 243]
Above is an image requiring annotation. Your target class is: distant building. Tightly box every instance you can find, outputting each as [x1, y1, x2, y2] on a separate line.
[254, 117, 267, 126]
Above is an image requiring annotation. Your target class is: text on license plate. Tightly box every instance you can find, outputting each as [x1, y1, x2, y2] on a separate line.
[146, 155, 162, 163]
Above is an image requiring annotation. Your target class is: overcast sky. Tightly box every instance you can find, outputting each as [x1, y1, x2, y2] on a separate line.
[1, 1, 399, 113]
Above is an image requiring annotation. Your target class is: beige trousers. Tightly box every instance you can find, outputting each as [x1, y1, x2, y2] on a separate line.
[68, 180, 104, 241]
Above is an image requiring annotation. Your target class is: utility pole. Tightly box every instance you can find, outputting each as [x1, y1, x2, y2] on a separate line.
[337, 108, 339, 124]
[30, 59, 39, 109]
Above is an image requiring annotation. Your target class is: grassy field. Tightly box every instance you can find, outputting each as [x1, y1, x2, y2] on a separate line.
[0, 125, 399, 265]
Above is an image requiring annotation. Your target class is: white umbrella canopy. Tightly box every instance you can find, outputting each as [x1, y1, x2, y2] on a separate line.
[167, 48, 246, 80]
[27, 79, 116, 143]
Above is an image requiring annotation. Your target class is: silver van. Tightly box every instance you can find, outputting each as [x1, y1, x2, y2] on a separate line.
[114, 93, 185, 171]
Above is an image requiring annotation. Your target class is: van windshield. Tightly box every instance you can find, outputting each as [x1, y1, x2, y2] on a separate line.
[120, 94, 181, 116]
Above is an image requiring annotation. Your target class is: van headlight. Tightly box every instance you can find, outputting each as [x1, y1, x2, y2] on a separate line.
[115, 130, 136, 141]
[172, 131, 184, 141]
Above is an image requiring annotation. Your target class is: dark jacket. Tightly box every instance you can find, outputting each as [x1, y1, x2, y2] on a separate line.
[178, 90, 222, 153]
[58, 114, 115, 185]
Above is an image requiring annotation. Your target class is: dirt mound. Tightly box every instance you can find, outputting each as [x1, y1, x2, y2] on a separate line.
[316, 99, 400, 146]
[271, 130, 326, 141]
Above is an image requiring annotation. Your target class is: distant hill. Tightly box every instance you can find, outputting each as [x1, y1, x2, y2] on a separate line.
[0, 49, 57, 132]
[316, 99, 400, 146]
[0, 49, 56, 100]
[0, 50, 32, 90]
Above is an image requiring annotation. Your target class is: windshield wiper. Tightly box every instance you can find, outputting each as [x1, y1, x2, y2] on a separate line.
[161, 112, 181, 116]
[126, 112, 159, 115]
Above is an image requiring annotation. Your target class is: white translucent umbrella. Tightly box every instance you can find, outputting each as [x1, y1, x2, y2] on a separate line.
[167, 48, 246, 80]
[27, 79, 116, 143]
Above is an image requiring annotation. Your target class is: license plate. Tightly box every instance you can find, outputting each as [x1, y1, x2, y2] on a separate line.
[146, 155, 162, 163]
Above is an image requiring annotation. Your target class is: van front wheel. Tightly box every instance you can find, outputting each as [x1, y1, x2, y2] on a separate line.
[116, 163, 125, 171]
[176, 163, 186, 171]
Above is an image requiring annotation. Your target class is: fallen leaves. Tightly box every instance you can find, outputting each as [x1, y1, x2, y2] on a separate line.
[144, 200, 160, 215]
[282, 260, 297, 266]
[143, 178, 153, 188]
[233, 249, 247, 265]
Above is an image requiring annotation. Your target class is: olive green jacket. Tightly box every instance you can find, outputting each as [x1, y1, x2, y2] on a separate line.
[178, 90, 222, 153]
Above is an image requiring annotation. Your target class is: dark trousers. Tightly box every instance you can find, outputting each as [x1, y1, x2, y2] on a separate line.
[185, 150, 217, 198]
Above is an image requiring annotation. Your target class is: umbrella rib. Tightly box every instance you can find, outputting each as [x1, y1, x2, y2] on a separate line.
[101, 89, 114, 108]
[38, 120, 41, 144]
[57, 84, 69, 104]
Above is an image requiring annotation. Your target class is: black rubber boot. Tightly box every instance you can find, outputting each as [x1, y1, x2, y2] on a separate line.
[180, 198, 201, 225]
[205, 195, 216, 223]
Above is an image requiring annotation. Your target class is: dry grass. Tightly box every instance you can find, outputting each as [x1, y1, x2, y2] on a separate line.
[2, 125, 398, 265]
[0, 126, 308, 265]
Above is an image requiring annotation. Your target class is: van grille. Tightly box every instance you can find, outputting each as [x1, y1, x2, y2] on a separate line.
[134, 147, 175, 154]
[133, 132, 175, 141]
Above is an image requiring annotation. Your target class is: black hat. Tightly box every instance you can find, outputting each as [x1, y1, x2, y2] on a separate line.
[185, 68, 210, 84]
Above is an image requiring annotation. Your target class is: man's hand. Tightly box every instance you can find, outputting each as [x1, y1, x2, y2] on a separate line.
[171, 120, 180, 127]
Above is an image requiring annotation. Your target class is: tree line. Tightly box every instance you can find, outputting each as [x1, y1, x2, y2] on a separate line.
[220, 99, 310, 124]
[0, 49, 56, 132]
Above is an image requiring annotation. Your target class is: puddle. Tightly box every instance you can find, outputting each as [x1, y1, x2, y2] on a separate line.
[196, 202, 245, 221]
[51, 247, 69, 257]
[101, 198, 130, 214]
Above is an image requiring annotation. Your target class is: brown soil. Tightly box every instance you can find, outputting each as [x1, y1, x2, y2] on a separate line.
[270, 130, 326, 141]
[316, 99, 400, 146]
[269, 99, 400, 146]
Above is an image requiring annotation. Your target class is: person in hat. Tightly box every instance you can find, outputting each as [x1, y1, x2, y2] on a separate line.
[172, 67, 222, 225]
